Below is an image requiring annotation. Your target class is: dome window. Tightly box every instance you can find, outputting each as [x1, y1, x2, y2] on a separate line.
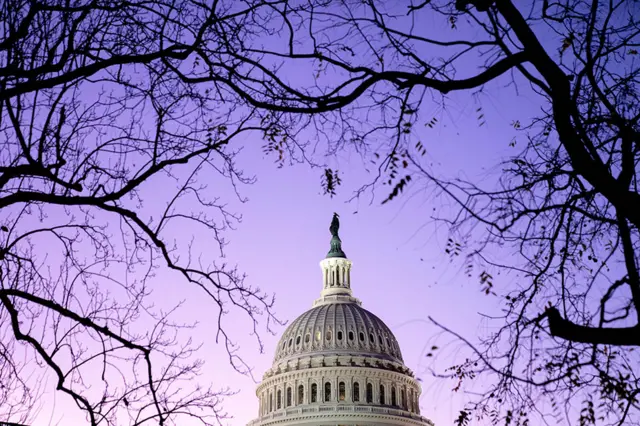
[288, 338, 293, 347]
[277, 390, 282, 409]
[315, 331, 321, 341]
[311, 383, 318, 403]
[296, 336, 301, 345]
[339, 382, 346, 401]
[326, 330, 332, 341]
[391, 386, 397, 406]
[378, 335, 383, 345]
[369, 333, 375, 344]
[348, 331, 354, 341]
[324, 382, 331, 402]
[337, 330, 343, 341]
[305, 333, 310, 343]
[298, 385, 304, 404]
[359, 332, 365, 342]
[386, 337, 390, 347]
[353, 382, 360, 402]
[366, 383, 373, 403]
[379, 384, 385, 404]
[286, 387, 292, 407]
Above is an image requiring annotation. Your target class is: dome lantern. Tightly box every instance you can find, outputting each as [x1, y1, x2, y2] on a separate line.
[316, 213, 357, 305]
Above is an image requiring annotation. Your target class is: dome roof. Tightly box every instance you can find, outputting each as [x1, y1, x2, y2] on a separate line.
[249, 216, 434, 426]
[274, 302, 403, 363]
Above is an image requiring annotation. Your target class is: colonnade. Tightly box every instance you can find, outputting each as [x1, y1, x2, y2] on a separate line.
[258, 376, 421, 416]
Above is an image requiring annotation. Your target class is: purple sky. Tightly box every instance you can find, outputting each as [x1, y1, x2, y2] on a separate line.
[12, 4, 565, 424]
[21, 74, 547, 425]
[216, 86, 540, 426]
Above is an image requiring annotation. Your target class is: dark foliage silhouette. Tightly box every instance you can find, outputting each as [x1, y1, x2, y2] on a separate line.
[203, 0, 639, 424]
[0, 1, 297, 424]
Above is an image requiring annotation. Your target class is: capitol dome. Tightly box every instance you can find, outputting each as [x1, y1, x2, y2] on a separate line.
[274, 303, 404, 364]
[248, 214, 434, 426]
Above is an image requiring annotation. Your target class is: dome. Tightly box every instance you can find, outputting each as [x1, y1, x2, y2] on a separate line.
[274, 302, 403, 363]
[247, 214, 433, 426]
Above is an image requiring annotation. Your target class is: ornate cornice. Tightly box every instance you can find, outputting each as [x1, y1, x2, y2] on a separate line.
[247, 404, 434, 426]
[265, 353, 413, 380]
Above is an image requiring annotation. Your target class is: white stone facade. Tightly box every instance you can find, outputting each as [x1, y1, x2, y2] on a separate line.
[248, 244, 434, 426]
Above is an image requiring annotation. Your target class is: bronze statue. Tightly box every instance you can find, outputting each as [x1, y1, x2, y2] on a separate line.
[329, 212, 340, 237]
[326, 213, 346, 258]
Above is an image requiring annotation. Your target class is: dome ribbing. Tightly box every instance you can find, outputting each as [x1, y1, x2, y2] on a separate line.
[274, 302, 404, 363]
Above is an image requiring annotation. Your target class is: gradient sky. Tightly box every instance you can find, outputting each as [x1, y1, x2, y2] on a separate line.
[211, 84, 542, 426]
[13, 4, 558, 425]
[24, 75, 545, 426]
[217, 86, 541, 426]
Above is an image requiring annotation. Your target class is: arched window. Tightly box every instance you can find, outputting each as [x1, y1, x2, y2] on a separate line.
[348, 331, 354, 341]
[366, 383, 373, 403]
[298, 385, 304, 404]
[337, 330, 343, 341]
[401, 388, 406, 409]
[391, 386, 397, 406]
[286, 387, 292, 407]
[409, 389, 413, 412]
[324, 382, 331, 402]
[277, 390, 282, 409]
[339, 381, 346, 401]
[379, 384, 385, 405]
[311, 383, 318, 403]
[269, 393, 273, 412]
[353, 382, 360, 402]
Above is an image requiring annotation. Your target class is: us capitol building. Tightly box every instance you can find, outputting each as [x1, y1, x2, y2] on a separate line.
[247, 214, 434, 426]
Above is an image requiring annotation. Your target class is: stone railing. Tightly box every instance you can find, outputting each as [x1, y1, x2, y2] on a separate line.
[247, 404, 433, 426]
